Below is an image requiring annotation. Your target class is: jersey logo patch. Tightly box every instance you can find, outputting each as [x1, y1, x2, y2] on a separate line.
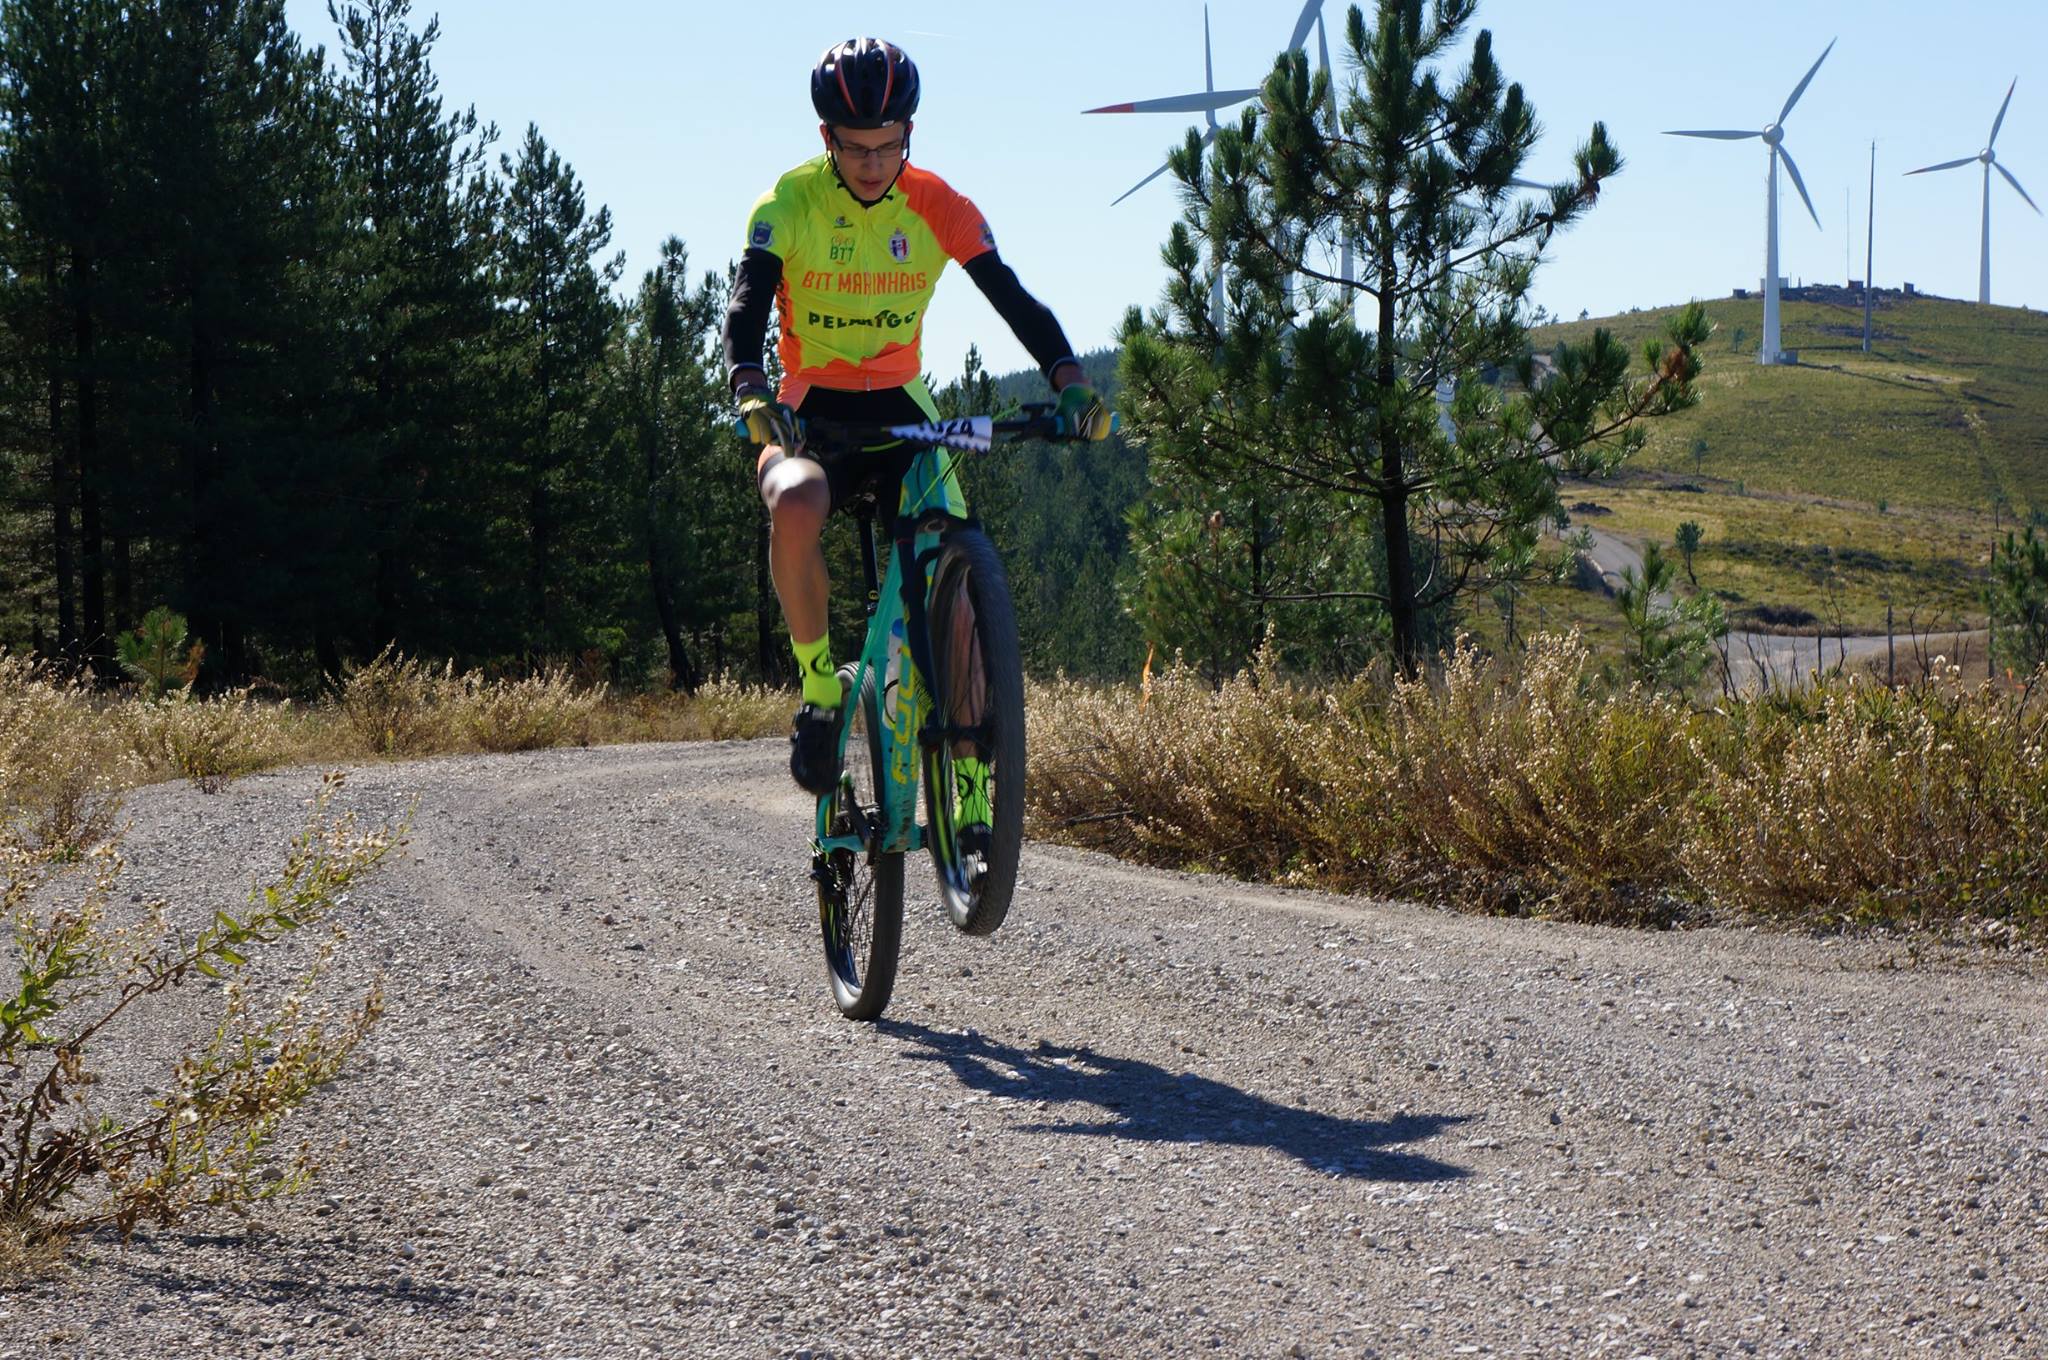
[889, 229, 910, 264]
[833, 215, 852, 228]
[751, 220, 774, 248]
[980, 222, 996, 250]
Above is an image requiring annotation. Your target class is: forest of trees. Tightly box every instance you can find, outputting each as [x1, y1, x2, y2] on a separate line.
[0, 0, 1147, 693]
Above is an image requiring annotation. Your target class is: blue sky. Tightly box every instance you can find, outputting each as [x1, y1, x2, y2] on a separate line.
[285, 0, 2048, 383]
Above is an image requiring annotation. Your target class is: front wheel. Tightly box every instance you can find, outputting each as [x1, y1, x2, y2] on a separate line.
[817, 667, 904, 1019]
[921, 528, 1026, 937]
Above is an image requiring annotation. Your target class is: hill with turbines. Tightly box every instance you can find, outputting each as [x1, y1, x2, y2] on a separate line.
[1534, 290, 2048, 517]
[1516, 289, 2043, 640]
[973, 289, 2041, 648]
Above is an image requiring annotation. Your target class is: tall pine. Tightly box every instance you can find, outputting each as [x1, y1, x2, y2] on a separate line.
[490, 124, 623, 658]
[326, 0, 498, 667]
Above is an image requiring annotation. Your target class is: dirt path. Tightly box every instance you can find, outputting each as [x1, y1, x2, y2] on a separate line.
[7, 745, 2044, 1358]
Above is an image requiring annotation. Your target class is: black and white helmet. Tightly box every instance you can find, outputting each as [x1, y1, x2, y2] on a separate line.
[811, 38, 919, 129]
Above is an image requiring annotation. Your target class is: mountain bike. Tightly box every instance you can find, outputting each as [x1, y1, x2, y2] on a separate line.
[758, 405, 1098, 1021]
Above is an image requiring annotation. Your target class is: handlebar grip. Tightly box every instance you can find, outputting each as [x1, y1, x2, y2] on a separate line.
[732, 417, 752, 440]
[1109, 412, 1122, 436]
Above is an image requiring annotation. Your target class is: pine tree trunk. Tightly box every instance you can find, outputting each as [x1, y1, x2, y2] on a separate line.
[73, 248, 106, 675]
[44, 250, 77, 662]
[112, 534, 132, 634]
[643, 423, 697, 693]
[529, 477, 551, 655]
[755, 510, 777, 682]
[1377, 279, 1420, 678]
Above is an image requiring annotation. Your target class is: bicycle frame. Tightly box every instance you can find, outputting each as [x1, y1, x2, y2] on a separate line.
[813, 442, 967, 860]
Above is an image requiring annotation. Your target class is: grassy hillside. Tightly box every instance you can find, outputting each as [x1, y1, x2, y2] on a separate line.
[1532, 293, 2048, 518]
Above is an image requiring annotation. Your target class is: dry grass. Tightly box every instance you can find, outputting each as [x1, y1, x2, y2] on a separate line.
[1031, 637, 2048, 941]
[118, 692, 293, 792]
[1685, 670, 2048, 940]
[0, 648, 784, 806]
[585, 678, 789, 744]
[0, 654, 131, 858]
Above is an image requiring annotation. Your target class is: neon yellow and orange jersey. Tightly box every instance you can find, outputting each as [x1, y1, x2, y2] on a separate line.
[744, 155, 995, 407]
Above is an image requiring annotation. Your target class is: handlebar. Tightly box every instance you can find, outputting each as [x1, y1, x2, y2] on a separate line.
[731, 401, 1119, 452]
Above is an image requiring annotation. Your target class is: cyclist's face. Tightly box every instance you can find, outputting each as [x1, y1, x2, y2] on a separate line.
[822, 122, 910, 200]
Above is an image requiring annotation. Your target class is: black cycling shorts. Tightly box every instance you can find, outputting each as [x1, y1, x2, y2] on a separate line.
[795, 386, 944, 516]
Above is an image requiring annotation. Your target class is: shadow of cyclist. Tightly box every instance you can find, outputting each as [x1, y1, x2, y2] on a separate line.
[880, 1022, 1471, 1183]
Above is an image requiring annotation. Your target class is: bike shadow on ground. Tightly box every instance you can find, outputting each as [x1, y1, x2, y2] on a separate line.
[880, 1022, 1471, 1183]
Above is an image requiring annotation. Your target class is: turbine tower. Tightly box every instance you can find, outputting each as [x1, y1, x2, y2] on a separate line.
[1905, 79, 2040, 305]
[1666, 39, 1835, 366]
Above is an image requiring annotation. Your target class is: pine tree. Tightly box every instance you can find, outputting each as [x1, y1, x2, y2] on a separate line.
[0, 0, 125, 669]
[1120, 0, 1706, 676]
[325, 0, 498, 668]
[490, 124, 624, 658]
[112, 0, 346, 682]
[613, 237, 744, 689]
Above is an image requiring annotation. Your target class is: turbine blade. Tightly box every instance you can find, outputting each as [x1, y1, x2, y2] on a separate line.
[1110, 160, 1173, 206]
[1778, 37, 1835, 124]
[1287, 0, 1324, 53]
[1990, 77, 2018, 149]
[1779, 143, 1823, 229]
[1084, 89, 1261, 115]
[1508, 177, 1548, 191]
[1109, 127, 1218, 206]
[1997, 162, 2042, 214]
[1905, 156, 1976, 175]
[1664, 129, 1762, 140]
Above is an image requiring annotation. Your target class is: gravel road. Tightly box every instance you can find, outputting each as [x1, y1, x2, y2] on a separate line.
[5, 742, 2044, 1358]
[1573, 525, 1981, 693]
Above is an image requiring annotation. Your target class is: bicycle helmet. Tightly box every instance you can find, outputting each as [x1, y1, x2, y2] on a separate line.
[811, 38, 919, 129]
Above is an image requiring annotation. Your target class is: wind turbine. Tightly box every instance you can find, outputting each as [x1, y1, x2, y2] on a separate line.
[1083, 4, 1263, 206]
[1905, 78, 2040, 305]
[1085, 2, 1331, 320]
[1665, 39, 1835, 366]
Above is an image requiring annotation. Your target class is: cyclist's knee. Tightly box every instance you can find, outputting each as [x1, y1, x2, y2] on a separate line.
[764, 469, 828, 541]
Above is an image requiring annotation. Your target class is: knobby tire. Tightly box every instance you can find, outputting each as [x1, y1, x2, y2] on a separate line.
[818, 667, 904, 1020]
[921, 528, 1026, 937]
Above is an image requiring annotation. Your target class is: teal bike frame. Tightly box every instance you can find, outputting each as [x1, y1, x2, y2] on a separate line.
[811, 439, 967, 861]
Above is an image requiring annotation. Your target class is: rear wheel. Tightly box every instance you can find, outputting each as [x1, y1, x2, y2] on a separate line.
[921, 528, 1026, 937]
[817, 667, 904, 1020]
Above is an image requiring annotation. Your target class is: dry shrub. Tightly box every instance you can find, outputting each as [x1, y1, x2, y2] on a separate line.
[1687, 667, 2048, 937]
[675, 678, 789, 741]
[452, 665, 604, 752]
[1343, 636, 1702, 922]
[336, 650, 605, 757]
[584, 680, 791, 744]
[337, 647, 452, 756]
[1031, 637, 1700, 922]
[117, 692, 291, 793]
[1031, 639, 2048, 939]
[0, 654, 130, 859]
[1027, 650, 1332, 881]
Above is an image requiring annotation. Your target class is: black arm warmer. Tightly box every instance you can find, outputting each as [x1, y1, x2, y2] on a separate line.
[723, 247, 782, 395]
[963, 251, 1079, 384]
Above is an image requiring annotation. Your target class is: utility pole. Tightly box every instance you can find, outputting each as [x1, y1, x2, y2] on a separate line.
[1863, 142, 1876, 352]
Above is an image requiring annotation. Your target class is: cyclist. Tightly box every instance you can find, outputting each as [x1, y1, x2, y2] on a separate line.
[724, 35, 1113, 828]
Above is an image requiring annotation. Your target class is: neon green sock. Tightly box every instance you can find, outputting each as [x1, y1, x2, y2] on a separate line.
[791, 635, 840, 708]
[954, 756, 991, 826]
